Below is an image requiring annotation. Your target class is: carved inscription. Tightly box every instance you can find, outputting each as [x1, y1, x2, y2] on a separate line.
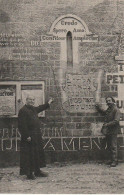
[63, 74, 97, 112]
[0, 33, 24, 47]
[0, 126, 124, 151]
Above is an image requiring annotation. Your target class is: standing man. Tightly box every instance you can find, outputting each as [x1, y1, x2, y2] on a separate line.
[95, 97, 120, 167]
[18, 95, 54, 179]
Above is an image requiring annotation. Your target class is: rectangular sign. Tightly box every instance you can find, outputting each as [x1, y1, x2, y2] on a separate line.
[0, 85, 16, 116]
[65, 73, 96, 112]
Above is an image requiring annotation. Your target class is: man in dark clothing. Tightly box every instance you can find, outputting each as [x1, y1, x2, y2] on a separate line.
[95, 97, 120, 167]
[18, 95, 53, 179]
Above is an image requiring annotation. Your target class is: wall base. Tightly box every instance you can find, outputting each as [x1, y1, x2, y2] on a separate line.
[0, 150, 124, 167]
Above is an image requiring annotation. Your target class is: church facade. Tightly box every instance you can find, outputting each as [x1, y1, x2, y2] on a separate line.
[0, 0, 124, 165]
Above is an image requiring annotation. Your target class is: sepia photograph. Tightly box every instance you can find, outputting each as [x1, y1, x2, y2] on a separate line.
[0, 0, 124, 194]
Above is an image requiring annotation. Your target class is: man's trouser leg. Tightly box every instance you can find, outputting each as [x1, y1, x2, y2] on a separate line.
[106, 135, 111, 161]
[111, 134, 118, 163]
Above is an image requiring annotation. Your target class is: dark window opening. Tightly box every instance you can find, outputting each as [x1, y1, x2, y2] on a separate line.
[67, 31, 73, 69]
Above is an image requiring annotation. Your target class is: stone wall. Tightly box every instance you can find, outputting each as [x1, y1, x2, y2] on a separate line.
[0, 0, 124, 165]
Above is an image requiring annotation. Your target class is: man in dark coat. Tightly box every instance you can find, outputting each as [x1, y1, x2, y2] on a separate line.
[18, 95, 53, 179]
[95, 97, 120, 167]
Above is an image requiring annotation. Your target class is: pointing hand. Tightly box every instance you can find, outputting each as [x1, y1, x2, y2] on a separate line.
[48, 98, 54, 104]
[27, 137, 31, 142]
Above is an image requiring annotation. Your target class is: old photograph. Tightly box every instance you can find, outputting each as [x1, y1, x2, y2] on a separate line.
[0, 0, 124, 193]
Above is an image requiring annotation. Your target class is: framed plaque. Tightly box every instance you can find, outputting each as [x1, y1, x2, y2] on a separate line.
[0, 81, 45, 117]
[0, 85, 16, 116]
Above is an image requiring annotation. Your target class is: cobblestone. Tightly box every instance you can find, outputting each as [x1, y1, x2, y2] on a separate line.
[0, 162, 124, 194]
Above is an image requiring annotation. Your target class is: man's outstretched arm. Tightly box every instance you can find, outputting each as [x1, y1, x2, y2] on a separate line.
[35, 98, 54, 113]
[95, 103, 106, 116]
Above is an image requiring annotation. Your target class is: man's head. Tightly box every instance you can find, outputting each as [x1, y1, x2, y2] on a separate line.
[26, 95, 35, 106]
[106, 96, 115, 107]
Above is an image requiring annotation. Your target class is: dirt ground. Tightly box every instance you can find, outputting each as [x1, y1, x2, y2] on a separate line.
[0, 162, 124, 194]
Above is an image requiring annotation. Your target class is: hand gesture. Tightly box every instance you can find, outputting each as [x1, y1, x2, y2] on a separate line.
[48, 98, 54, 104]
[27, 136, 31, 142]
[103, 123, 108, 127]
[95, 102, 100, 108]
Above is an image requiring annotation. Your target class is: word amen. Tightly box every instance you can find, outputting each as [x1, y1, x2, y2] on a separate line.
[43, 136, 124, 151]
[0, 136, 124, 151]
[0, 127, 124, 151]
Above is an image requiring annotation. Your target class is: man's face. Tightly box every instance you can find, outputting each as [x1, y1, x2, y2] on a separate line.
[106, 97, 113, 107]
[26, 97, 35, 106]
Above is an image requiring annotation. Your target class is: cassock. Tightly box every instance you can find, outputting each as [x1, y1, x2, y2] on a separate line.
[18, 103, 49, 175]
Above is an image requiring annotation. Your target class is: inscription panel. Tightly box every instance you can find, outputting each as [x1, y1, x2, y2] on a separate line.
[63, 73, 97, 112]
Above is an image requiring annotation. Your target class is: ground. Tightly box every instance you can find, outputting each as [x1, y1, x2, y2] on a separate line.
[0, 162, 124, 194]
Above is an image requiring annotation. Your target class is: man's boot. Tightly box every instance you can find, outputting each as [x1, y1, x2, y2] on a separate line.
[35, 170, 48, 177]
[27, 172, 36, 180]
[110, 161, 117, 167]
[106, 161, 112, 165]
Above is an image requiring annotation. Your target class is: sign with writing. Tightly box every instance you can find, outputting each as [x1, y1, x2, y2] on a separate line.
[0, 125, 124, 151]
[21, 84, 45, 117]
[49, 17, 86, 39]
[30, 15, 98, 45]
[106, 64, 124, 114]
[63, 73, 97, 112]
[0, 85, 16, 115]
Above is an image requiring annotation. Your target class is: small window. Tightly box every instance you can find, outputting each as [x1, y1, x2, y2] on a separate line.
[67, 31, 73, 69]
